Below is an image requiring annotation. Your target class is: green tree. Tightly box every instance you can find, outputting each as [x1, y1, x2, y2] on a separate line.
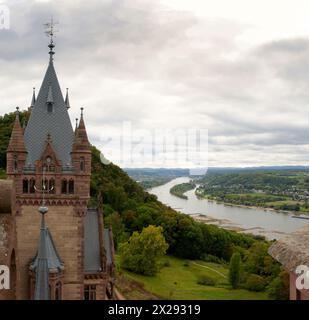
[244, 242, 270, 275]
[229, 252, 241, 289]
[119, 225, 169, 276]
[267, 270, 289, 300]
[104, 212, 126, 249]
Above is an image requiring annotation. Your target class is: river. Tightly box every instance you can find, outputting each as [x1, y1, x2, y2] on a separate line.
[149, 177, 309, 240]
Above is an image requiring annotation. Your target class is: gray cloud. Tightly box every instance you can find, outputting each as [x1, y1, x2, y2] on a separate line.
[1, 0, 309, 167]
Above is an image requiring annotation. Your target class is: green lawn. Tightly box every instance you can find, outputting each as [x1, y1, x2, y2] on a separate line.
[116, 255, 269, 300]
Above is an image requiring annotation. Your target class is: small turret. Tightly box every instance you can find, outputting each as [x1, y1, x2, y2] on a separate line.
[7, 107, 27, 175]
[71, 108, 92, 197]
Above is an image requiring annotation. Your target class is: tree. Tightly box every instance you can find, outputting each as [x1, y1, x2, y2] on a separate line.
[104, 212, 126, 249]
[119, 225, 169, 276]
[267, 270, 289, 300]
[244, 242, 270, 275]
[229, 252, 241, 289]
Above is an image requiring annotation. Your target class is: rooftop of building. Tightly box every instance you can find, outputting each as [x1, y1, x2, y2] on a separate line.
[268, 225, 309, 272]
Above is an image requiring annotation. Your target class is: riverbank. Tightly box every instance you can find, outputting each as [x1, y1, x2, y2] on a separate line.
[188, 213, 287, 240]
[149, 177, 309, 240]
[195, 191, 309, 216]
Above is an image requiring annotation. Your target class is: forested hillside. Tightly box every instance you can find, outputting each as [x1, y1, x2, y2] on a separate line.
[0, 110, 288, 298]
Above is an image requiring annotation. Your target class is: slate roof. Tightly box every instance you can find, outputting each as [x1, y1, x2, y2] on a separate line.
[30, 227, 64, 273]
[24, 58, 74, 166]
[30, 209, 64, 300]
[84, 209, 102, 273]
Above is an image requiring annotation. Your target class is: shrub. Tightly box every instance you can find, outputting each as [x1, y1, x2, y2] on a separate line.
[201, 254, 225, 264]
[245, 274, 266, 292]
[119, 225, 169, 276]
[267, 271, 289, 300]
[197, 275, 216, 286]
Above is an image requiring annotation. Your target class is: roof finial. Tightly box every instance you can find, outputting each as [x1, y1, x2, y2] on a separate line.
[65, 88, 70, 109]
[30, 87, 36, 108]
[75, 118, 79, 130]
[80, 107, 84, 118]
[44, 17, 58, 62]
[16, 106, 20, 119]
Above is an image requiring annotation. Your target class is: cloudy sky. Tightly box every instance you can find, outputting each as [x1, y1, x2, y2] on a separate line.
[2, 0, 309, 168]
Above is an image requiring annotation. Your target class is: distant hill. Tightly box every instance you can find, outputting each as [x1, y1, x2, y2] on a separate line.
[125, 166, 309, 177]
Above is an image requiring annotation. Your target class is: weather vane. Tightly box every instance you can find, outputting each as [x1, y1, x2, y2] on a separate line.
[44, 17, 59, 60]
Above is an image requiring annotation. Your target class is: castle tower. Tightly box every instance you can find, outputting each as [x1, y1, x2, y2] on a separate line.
[5, 23, 114, 300]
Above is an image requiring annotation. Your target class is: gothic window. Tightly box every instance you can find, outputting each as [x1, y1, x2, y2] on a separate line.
[61, 179, 67, 194]
[49, 179, 55, 194]
[13, 155, 18, 172]
[45, 156, 54, 172]
[84, 285, 96, 300]
[29, 179, 36, 194]
[55, 282, 62, 300]
[23, 179, 29, 193]
[47, 102, 53, 113]
[80, 157, 85, 172]
[68, 179, 74, 194]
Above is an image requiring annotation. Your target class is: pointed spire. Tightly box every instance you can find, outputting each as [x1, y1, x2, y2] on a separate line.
[75, 118, 79, 131]
[72, 107, 90, 151]
[33, 206, 50, 300]
[79, 107, 86, 130]
[47, 85, 54, 104]
[30, 87, 36, 108]
[30, 204, 64, 300]
[7, 107, 27, 153]
[65, 88, 70, 109]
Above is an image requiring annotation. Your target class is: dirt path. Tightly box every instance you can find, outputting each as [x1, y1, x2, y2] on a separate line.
[192, 262, 227, 279]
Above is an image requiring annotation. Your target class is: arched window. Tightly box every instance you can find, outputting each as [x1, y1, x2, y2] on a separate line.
[49, 179, 55, 194]
[13, 155, 18, 172]
[55, 282, 62, 300]
[80, 157, 85, 172]
[61, 179, 67, 194]
[23, 179, 29, 193]
[68, 179, 74, 194]
[29, 179, 36, 194]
